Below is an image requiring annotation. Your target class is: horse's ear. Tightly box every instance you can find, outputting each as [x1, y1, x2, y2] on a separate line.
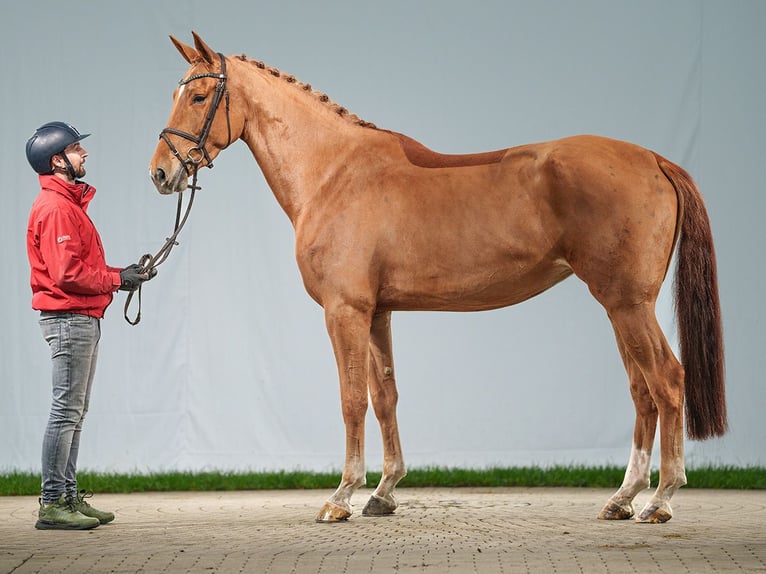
[191, 31, 217, 65]
[170, 35, 199, 64]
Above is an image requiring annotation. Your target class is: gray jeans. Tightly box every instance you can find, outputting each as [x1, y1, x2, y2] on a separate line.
[38, 312, 101, 504]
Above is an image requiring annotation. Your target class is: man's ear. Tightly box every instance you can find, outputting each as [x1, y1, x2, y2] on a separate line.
[52, 151, 71, 169]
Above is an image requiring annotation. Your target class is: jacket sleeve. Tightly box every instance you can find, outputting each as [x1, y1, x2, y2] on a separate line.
[37, 208, 121, 295]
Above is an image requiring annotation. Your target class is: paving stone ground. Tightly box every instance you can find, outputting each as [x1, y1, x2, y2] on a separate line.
[0, 487, 764, 573]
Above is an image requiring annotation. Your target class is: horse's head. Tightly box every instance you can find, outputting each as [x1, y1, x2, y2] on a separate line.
[150, 32, 239, 195]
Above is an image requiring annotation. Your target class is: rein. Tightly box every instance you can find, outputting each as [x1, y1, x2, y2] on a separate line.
[124, 52, 230, 325]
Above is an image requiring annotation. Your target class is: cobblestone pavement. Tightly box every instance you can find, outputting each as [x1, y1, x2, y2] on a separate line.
[1, 487, 764, 573]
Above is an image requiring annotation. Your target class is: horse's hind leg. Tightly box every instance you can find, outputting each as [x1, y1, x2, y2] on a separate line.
[363, 311, 407, 516]
[598, 326, 657, 520]
[604, 304, 687, 523]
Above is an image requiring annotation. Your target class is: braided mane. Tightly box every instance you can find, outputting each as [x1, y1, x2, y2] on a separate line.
[232, 54, 506, 169]
[236, 54, 377, 129]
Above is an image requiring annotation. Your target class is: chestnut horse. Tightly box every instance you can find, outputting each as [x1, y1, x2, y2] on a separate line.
[150, 33, 726, 524]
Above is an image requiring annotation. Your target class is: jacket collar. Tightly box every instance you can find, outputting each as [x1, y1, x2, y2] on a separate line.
[39, 174, 96, 210]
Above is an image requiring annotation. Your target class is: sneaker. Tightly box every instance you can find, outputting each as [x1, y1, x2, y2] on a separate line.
[71, 490, 115, 524]
[35, 494, 100, 530]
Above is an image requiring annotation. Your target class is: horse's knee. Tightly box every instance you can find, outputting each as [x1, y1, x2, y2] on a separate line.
[341, 399, 368, 425]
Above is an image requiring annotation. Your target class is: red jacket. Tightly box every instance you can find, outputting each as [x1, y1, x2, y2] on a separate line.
[27, 175, 122, 318]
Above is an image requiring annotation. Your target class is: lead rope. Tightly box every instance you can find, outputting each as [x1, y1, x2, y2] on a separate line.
[126, 52, 229, 325]
[123, 169, 201, 325]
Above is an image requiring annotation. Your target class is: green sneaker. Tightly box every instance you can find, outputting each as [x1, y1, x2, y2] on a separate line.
[35, 494, 100, 530]
[71, 490, 115, 524]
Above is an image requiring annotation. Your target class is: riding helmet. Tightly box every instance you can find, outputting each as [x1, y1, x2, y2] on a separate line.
[25, 121, 90, 174]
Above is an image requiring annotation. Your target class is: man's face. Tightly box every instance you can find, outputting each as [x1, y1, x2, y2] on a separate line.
[56, 142, 88, 178]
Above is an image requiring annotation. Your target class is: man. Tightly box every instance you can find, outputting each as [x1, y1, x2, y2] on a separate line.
[25, 121, 154, 530]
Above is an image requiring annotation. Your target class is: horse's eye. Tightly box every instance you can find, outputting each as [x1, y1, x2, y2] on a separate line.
[192, 94, 206, 104]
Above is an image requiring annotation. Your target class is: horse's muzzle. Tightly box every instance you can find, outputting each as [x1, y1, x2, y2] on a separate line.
[150, 164, 187, 195]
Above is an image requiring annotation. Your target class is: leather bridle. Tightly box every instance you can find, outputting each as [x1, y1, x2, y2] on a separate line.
[124, 52, 231, 325]
[160, 51, 232, 174]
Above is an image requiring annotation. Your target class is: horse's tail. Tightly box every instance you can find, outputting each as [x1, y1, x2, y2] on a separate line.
[654, 152, 727, 440]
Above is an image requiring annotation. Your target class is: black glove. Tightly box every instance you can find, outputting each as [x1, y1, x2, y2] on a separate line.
[119, 264, 148, 292]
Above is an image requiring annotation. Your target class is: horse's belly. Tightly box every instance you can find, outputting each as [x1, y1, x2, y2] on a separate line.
[377, 258, 573, 312]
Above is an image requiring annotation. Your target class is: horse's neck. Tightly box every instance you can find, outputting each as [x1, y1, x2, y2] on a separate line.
[237, 68, 365, 225]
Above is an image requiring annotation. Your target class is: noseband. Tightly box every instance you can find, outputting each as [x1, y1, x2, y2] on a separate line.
[124, 53, 231, 326]
[159, 52, 232, 174]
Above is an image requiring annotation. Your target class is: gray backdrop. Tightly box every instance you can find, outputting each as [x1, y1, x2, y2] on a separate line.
[2, 1, 764, 474]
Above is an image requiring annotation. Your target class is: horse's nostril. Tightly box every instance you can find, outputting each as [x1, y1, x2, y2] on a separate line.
[154, 168, 166, 183]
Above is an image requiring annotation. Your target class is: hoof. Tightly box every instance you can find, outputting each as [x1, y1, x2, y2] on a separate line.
[636, 502, 672, 524]
[315, 501, 351, 523]
[597, 500, 635, 520]
[362, 494, 397, 516]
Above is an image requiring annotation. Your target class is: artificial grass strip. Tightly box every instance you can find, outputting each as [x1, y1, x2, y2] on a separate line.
[1, 466, 763, 496]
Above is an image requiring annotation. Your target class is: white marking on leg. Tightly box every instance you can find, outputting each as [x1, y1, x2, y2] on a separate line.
[327, 456, 366, 509]
[621, 445, 652, 495]
[641, 454, 687, 518]
[607, 444, 651, 511]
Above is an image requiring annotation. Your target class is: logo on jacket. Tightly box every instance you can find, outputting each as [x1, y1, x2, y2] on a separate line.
[57, 235, 71, 243]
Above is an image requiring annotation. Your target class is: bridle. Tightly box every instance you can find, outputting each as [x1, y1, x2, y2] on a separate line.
[159, 52, 231, 174]
[124, 52, 231, 325]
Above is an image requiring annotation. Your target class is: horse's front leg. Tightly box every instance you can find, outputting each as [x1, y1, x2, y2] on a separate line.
[363, 311, 406, 517]
[315, 302, 373, 523]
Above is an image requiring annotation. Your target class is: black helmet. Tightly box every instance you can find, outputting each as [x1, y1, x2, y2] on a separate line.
[25, 121, 90, 174]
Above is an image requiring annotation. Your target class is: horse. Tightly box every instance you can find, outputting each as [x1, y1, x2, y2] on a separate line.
[149, 32, 726, 524]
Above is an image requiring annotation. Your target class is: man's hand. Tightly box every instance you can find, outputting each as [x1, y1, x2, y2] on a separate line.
[119, 264, 149, 292]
